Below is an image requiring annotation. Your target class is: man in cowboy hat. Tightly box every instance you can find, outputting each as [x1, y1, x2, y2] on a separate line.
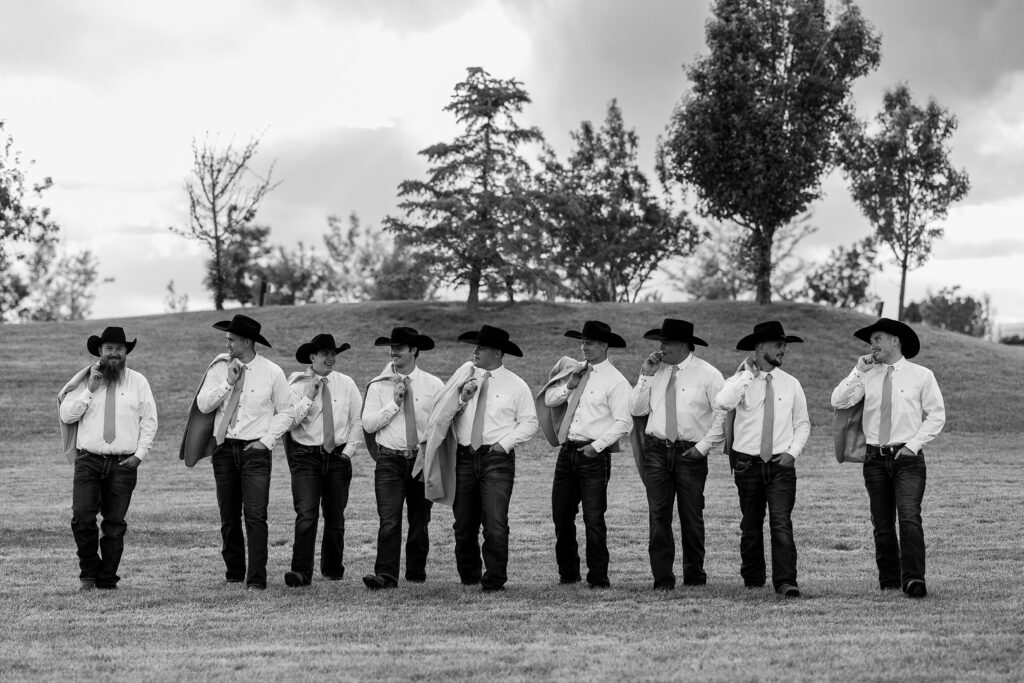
[629, 318, 725, 590]
[58, 327, 158, 590]
[450, 325, 539, 591]
[715, 321, 809, 598]
[830, 318, 945, 598]
[541, 320, 632, 588]
[282, 334, 362, 588]
[195, 314, 295, 590]
[361, 327, 444, 589]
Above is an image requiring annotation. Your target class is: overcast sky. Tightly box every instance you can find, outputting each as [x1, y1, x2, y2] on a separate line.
[3, 0, 1022, 327]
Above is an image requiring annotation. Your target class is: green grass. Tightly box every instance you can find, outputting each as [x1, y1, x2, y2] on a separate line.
[2, 301, 1022, 681]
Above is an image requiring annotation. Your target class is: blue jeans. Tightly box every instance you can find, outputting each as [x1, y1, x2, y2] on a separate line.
[71, 451, 138, 587]
[452, 445, 515, 589]
[212, 440, 272, 588]
[643, 437, 708, 588]
[863, 452, 927, 591]
[372, 451, 432, 581]
[733, 453, 798, 591]
[287, 444, 352, 581]
[551, 442, 611, 586]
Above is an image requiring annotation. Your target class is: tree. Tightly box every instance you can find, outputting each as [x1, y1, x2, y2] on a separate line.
[251, 241, 333, 306]
[172, 133, 278, 310]
[1, 120, 60, 318]
[904, 286, 988, 338]
[322, 213, 388, 302]
[164, 280, 189, 313]
[668, 215, 815, 301]
[385, 67, 545, 311]
[24, 244, 111, 321]
[841, 84, 970, 319]
[660, 0, 880, 304]
[372, 247, 437, 301]
[203, 223, 271, 307]
[803, 235, 878, 308]
[539, 100, 701, 302]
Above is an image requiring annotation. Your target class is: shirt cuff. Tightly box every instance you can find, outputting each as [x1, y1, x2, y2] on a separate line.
[497, 436, 516, 453]
[135, 448, 148, 461]
[695, 440, 711, 456]
[904, 441, 922, 454]
[259, 436, 275, 450]
[591, 439, 609, 453]
[384, 400, 400, 413]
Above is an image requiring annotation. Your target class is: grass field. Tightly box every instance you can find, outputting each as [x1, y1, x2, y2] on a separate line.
[2, 301, 1022, 681]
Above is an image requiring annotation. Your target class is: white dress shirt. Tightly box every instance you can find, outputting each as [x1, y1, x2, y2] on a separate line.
[455, 365, 540, 452]
[290, 371, 363, 456]
[59, 368, 158, 460]
[196, 354, 295, 449]
[830, 357, 945, 453]
[629, 354, 726, 455]
[361, 366, 443, 450]
[715, 366, 810, 458]
[544, 358, 633, 453]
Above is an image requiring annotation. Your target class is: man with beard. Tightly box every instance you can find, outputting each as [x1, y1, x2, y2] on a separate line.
[715, 321, 809, 598]
[196, 314, 294, 591]
[361, 327, 443, 590]
[451, 325, 539, 592]
[58, 327, 158, 591]
[830, 318, 944, 598]
[541, 320, 632, 588]
[283, 334, 362, 588]
[629, 319, 725, 590]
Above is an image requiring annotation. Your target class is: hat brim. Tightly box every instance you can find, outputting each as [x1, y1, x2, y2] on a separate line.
[853, 321, 920, 359]
[373, 335, 436, 351]
[87, 336, 137, 357]
[296, 342, 352, 365]
[213, 320, 272, 348]
[457, 331, 523, 357]
[564, 330, 627, 348]
[736, 333, 803, 351]
[642, 328, 708, 347]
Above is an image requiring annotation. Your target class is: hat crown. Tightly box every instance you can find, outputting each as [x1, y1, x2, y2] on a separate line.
[477, 324, 510, 345]
[310, 333, 337, 348]
[661, 318, 694, 338]
[752, 320, 787, 338]
[579, 320, 612, 338]
[97, 326, 129, 344]
[390, 327, 420, 342]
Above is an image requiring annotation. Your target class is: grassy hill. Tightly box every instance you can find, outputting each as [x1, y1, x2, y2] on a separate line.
[5, 300, 1020, 457]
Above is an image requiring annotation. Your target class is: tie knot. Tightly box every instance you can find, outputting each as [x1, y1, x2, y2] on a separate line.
[483, 371, 492, 379]
[669, 365, 679, 375]
[885, 365, 893, 375]
[404, 376, 411, 387]
[764, 372, 773, 383]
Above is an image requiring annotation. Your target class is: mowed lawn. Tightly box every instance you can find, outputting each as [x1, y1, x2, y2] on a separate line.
[2, 301, 1022, 681]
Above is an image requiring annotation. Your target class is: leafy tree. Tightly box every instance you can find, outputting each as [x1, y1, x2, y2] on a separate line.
[172, 133, 278, 310]
[904, 286, 988, 338]
[668, 216, 815, 301]
[803, 235, 878, 308]
[322, 213, 388, 302]
[202, 224, 271, 307]
[660, 0, 880, 304]
[385, 67, 545, 310]
[24, 244, 111, 321]
[251, 241, 333, 306]
[539, 100, 700, 302]
[1, 120, 60, 318]
[163, 280, 189, 313]
[841, 84, 970, 319]
[372, 247, 437, 301]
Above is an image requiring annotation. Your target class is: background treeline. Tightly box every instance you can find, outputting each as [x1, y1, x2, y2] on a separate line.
[1, 0, 1002, 340]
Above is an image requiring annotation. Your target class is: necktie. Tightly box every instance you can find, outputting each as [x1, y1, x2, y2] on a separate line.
[215, 365, 246, 445]
[321, 378, 336, 452]
[403, 377, 418, 450]
[878, 365, 894, 446]
[759, 373, 774, 462]
[665, 365, 680, 442]
[470, 372, 491, 450]
[103, 381, 117, 443]
[557, 365, 591, 444]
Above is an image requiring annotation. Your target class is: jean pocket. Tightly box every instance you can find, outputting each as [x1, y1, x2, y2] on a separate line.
[733, 458, 753, 474]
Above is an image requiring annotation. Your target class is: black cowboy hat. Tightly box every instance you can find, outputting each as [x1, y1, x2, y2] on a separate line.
[642, 318, 708, 347]
[736, 321, 803, 351]
[457, 324, 524, 357]
[373, 326, 435, 351]
[87, 327, 137, 356]
[854, 318, 921, 359]
[295, 333, 352, 364]
[212, 314, 272, 348]
[565, 320, 626, 348]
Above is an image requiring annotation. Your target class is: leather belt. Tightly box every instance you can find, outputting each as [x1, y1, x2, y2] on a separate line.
[378, 445, 418, 459]
[866, 444, 907, 457]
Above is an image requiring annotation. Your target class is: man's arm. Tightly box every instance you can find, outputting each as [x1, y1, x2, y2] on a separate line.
[361, 380, 400, 434]
[544, 379, 571, 408]
[785, 380, 811, 459]
[262, 369, 299, 450]
[343, 378, 363, 457]
[59, 384, 93, 424]
[496, 382, 540, 453]
[695, 371, 727, 455]
[590, 379, 633, 453]
[196, 362, 232, 414]
[715, 368, 754, 411]
[905, 370, 946, 454]
[830, 362, 869, 409]
[133, 376, 159, 461]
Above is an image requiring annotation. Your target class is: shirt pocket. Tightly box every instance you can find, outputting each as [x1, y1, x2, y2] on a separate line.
[243, 378, 273, 412]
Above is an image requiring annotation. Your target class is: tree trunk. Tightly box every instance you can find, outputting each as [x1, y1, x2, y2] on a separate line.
[897, 258, 908, 321]
[213, 236, 225, 311]
[466, 268, 480, 314]
[504, 275, 515, 305]
[753, 229, 774, 305]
